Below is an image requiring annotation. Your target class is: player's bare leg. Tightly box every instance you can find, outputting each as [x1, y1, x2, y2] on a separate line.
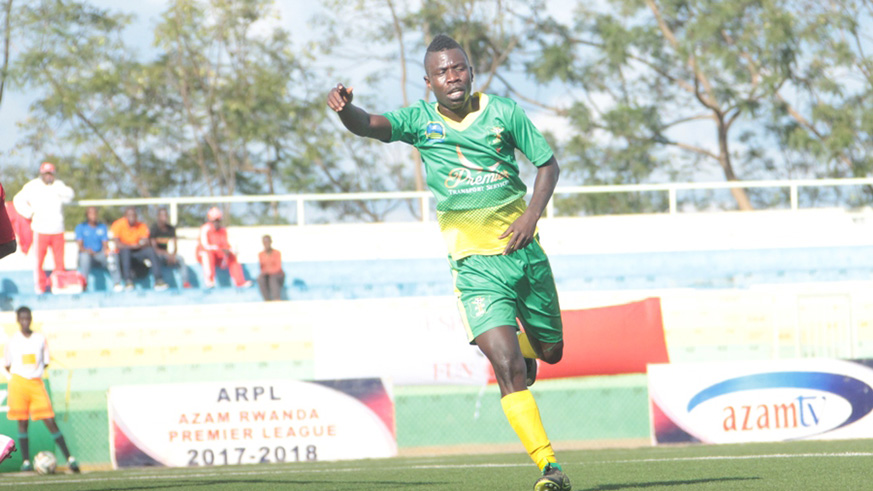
[517, 328, 565, 386]
[477, 325, 527, 396]
[476, 326, 571, 490]
[522, 331, 564, 364]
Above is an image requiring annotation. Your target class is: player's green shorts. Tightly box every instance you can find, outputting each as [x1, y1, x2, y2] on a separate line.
[449, 238, 563, 344]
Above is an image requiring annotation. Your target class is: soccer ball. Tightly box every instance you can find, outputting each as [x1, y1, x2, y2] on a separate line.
[34, 451, 57, 475]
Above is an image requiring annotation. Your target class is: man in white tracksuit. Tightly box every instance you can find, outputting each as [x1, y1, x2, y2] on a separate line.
[13, 162, 75, 293]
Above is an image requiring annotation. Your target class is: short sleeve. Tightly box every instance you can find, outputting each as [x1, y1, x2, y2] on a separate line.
[507, 101, 553, 166]
[383, 104, 423, 146]
[74, 223, 84, 240]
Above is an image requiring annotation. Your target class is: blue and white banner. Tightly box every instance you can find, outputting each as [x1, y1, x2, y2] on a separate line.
[648, 359, 873, 444]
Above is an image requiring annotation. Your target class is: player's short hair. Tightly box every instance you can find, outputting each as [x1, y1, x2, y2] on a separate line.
[424, 34, 469, 67]
[16, 306, 31, 317]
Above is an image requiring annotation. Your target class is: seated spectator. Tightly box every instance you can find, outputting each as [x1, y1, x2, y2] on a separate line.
[75, 206, 121, 291]
[150, 208, 191, 288]
[196, 207, 251, 289]
[258, 234, 285, 301]
[110, 207, 167, 291]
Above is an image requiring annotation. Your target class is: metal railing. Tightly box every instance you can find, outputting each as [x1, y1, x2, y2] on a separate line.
[75, 177, 873, 225]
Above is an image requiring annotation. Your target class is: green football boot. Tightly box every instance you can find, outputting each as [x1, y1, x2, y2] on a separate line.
[534, 463, 571, 491]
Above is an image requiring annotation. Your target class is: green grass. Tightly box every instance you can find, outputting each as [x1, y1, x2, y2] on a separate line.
[3, 439, 872, 490]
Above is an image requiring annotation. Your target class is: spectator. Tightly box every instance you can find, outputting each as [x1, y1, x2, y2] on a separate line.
[12, 162, 74, 294]
[0, 181, 16, 260]
[110, 207, 168, 291]
[75, 206, 122, 292]
[4, 306, 80, 473]
[196, 207, 251, 289]
[150, 208, 191, 288]
[257, 234, 285, 301]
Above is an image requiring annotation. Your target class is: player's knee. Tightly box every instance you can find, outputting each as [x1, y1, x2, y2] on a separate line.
[491, 354, 526, 385]
[541, 341, 564, 365]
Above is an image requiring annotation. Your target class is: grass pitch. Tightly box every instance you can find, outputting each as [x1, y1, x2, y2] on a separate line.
[2, 439, 871, 490]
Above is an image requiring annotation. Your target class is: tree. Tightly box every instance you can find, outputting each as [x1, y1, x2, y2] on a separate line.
[767, 0, 873, 186]
[3, 0, 363, 225]
[528, 0, 867, 211]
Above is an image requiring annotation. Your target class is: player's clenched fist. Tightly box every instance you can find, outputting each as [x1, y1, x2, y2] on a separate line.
[327, 83, 354, 112]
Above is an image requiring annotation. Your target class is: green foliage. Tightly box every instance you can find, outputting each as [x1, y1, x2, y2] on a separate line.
[2, 0, 873, 221]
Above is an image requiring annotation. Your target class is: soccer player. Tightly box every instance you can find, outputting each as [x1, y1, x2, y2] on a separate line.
[4, 306, 80, 472]
[327, 34, 571, 491]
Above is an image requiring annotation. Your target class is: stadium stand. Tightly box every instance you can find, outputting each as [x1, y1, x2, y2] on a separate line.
[2, 207, 873, 469]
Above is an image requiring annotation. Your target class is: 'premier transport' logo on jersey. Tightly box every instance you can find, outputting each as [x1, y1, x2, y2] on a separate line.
[425, 121, 446, 142]
[444, 146, 510, 191]
[685, 371, 873, 441]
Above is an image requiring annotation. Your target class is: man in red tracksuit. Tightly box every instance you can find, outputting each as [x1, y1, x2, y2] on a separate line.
[196, 207, 251, 289]
[12, 163, 74, 293]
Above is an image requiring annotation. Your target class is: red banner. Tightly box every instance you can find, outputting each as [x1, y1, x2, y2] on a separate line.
[490, 297, 669, 382]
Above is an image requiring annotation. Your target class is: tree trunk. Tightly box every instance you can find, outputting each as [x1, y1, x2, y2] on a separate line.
[717, 118, 753, 211]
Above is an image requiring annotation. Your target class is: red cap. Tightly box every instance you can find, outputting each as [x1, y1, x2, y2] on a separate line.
[40, 162, 56, 174]
[207, 207, 223, 221]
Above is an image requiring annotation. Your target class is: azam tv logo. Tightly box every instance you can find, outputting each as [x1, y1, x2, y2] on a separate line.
[685, 371, 873, 441]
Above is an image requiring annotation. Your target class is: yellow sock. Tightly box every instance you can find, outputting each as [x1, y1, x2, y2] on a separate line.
[517, 331, 538, 359]
[501, 389, 556, 471]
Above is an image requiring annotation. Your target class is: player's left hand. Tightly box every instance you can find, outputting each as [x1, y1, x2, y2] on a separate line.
[499, 212, 538, 255]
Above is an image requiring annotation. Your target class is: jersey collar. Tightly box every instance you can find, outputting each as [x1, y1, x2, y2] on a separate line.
[435, 93, 489, 131]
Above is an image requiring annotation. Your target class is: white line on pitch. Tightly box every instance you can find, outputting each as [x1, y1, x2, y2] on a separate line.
[2, 452, 872, 487]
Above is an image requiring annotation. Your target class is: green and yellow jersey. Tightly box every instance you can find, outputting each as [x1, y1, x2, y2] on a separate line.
[383, 93, 553, 260]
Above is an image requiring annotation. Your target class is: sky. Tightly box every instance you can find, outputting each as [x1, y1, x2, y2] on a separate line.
[0, 0, 723, 182]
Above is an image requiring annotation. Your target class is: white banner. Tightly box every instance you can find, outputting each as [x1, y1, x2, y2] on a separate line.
[109, 378, 396, 468]
[649, 359, 873, 444]
[312, 297, 492, 385]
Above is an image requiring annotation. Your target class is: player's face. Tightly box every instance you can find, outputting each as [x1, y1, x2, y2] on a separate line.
[40, 172, 54, 185]
[125, 208, 137, 224]
[425, 48, 474, 113]
[17, 311, 32, 333]
[86, 207, 98, 223]
[158, 209, 168, 225]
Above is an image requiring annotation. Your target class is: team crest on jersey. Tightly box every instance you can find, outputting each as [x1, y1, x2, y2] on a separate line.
[471, 296, 487, 317]
[425, 121, 446, 142]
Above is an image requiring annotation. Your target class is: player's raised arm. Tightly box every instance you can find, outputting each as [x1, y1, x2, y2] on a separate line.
[327, 83, 392, 142]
